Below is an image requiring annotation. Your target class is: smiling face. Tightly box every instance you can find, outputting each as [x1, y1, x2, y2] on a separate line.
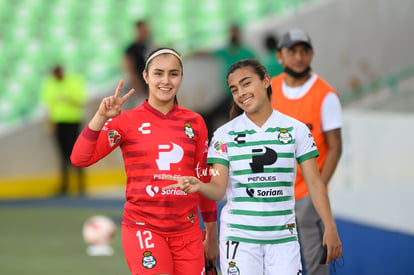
[143, 54, 183, 107]
[227, 66, 271, 115]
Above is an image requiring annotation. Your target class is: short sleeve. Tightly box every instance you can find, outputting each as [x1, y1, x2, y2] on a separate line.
[321, 92, 342, 132]
[295, 123, 319, 164]
[207, 129, 229, 167]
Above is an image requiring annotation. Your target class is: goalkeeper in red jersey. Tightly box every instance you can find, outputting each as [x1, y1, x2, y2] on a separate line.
[71, 48, 219, 275]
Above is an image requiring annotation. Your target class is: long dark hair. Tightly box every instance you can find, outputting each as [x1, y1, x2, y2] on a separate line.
[227, 58, 272, 120]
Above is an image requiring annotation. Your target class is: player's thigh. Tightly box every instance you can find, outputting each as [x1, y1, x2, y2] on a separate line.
[169, 229, 205, 275]
[122, 225, 173, 275]
[263, 241, 302, 275]
[219, 239, 263, 275]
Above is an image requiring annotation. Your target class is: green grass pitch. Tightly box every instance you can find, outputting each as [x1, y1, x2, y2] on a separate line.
[0, 207, 129, 275]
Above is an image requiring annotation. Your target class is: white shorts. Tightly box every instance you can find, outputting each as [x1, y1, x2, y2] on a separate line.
[219, 239, 302, 275]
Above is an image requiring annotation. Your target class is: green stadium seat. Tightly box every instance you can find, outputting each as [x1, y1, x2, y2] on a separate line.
[0, 0, 316, 127]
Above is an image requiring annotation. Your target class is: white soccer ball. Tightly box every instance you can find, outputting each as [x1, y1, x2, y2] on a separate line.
[82, 215, 116, 246]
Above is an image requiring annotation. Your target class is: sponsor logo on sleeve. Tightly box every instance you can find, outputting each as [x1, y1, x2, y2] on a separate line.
[213, 141, 227, 156]
[308, 133, 316, 148]
[108, 130, 121, 147]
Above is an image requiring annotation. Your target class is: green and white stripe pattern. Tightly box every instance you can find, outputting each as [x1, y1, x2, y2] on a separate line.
[207, 111, 318, 244]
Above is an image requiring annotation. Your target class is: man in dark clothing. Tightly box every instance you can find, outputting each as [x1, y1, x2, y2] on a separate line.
[123, 20, 151, 109]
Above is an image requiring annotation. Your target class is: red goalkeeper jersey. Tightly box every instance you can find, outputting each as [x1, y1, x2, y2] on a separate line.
[71, 101, 217, 236]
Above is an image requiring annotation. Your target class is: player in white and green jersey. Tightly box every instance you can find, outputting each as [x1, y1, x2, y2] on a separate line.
[209, 109, 318, 245]
[163, 59, 342, 275]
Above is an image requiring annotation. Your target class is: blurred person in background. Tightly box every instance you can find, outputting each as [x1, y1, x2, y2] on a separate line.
[201, 24, 256, 139]
[40, 65, 87, 196]
[271, 28, 343, 275]
[123, 20, 151, 109]
[262, 33, 283, 78]
[71, 48, 219, 275]
[164, 58, 342, 275]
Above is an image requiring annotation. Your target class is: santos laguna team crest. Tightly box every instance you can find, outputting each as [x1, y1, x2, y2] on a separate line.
[278, 128, 292, 144]
[227, 261, 240, 275]
[184, 122, 194, 138]
[142, 251, 156, 269]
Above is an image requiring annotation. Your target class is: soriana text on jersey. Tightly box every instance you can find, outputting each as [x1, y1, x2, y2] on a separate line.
[145, 185, 187, 197]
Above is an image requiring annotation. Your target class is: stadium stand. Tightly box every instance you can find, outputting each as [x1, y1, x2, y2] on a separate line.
[0, 0, 317, 128]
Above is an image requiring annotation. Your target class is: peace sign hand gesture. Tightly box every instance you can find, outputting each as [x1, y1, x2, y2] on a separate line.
[88, 80, 135, 131]
[97, 79, 135, 119]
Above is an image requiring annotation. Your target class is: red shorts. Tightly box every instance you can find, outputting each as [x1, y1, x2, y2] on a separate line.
[122, 225, 205, 275]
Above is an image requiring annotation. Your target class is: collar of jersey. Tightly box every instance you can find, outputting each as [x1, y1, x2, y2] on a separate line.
[242, 111, 277, 132]
[142, 99, 179, 118]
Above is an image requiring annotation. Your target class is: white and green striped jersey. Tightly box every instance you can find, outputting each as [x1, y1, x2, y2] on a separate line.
[207, 111, 319, 244]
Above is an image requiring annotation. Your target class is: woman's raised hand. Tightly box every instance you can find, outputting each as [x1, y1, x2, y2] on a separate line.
[98, 80, 135, 119]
